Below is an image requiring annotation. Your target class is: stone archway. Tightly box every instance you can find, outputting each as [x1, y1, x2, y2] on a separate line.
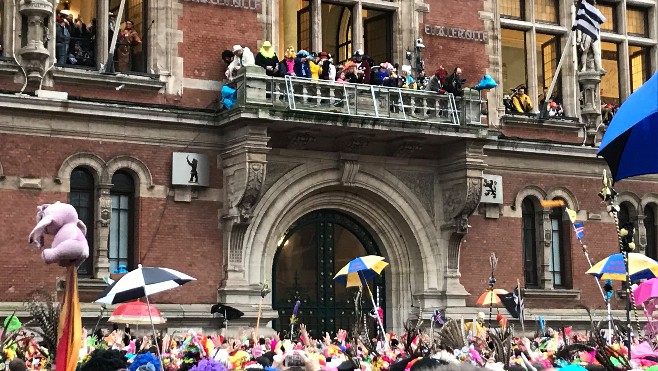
[219, 161, 449, 333]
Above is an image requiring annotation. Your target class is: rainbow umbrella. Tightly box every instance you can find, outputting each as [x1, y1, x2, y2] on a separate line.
[334, 255, 389, 287]
[586, 253, 658, 281]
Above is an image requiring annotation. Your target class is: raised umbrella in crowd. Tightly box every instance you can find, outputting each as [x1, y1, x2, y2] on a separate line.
[95, 264, 196, 366]
[210, 304, 244, 332]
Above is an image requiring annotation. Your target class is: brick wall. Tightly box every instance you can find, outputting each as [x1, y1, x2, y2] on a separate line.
[0, 133, 222, 304]
[421, 0, 489, 87]
[460, 170, 654, 310]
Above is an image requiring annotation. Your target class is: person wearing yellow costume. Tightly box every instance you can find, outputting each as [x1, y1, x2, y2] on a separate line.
[229, 349, 251, 369]
[463, 312, 487, 339]
[309, 53, 322, 80]
[512, 86, 533, 113]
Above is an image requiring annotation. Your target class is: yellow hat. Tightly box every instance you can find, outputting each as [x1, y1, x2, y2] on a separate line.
[262, 41, 272, 48]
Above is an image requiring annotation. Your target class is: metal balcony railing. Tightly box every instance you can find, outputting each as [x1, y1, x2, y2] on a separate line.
[233, 69, 487, 127]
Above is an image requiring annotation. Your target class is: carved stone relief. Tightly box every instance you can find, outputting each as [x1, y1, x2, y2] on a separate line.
[339, 158, 359, 186]
[442, 177, 483, 224]
[17, 0, 53, 86]
[388, 170, 435, 216]
[262, 162, 301, 195]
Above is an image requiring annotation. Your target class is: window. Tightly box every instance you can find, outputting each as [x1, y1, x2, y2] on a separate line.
[56, 0, 98, 67]
[626, 7, 648, 37]
[598, 3, 616, 33]
[109, 171, 135, 273]
[500, 0, 524, 19]
[69, 168, 95, 277]
[321, 3, 352, 64]
[645, 205, 657, 260]
[549, 202, 570, 287]
[600, 42, 621, 105]
[501, 29, 527, 92]
[522, 198, 539, 287]
[363, 9, 392, 65]
[110, 0, 148, 73]
[630, 45, 650, 92]
[537, 33, 560, 100]
[535, 0, 558, 24]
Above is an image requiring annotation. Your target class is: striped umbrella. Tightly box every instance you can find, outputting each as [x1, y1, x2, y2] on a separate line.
[95, 265, 196, 305]
[334, 255, 389, 287]
[476, 289, 509, 306]
[109, 301, 166, 325]
[586, 253, 658, 281]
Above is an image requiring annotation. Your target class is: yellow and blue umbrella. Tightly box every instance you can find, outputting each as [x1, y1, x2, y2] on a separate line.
[586, 253, 658, 281]
[334, 255, 389, 287]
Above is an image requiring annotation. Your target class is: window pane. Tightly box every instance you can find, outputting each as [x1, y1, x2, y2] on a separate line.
[500, 0, 523, 19]
[535, 0, 558, 23]
[502, 29, 527, 93]
[110, 0, 148, 72]
[550, 218, 562, 286]
[626, 8, 647, 36]
[363, 9, 392, 65]
[522, 198, 538, 286]
[630, 45, 649, 92]
[600, 42, 620, 106]
[322, 3, 353, 65]
[55, 0, 97, 67]
[536, 33, 559, 102]
[109, 192, 133, 271]
[598, 3, 615, 32]
[119, 208, 129, 259]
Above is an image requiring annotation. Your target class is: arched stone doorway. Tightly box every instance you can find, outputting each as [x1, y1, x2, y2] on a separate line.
[272, 210, 384, 338]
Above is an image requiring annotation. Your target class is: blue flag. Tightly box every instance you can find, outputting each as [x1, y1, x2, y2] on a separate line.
[573, 221, 585, 240]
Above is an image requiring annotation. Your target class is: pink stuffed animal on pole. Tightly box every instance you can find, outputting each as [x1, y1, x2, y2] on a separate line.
[28, 201, 89, 267]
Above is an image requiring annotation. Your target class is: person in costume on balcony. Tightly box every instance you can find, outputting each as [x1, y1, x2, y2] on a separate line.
[255, 41, 279, 77]
[444, 67, 465, 97]
[352, 49, 371, 84]
[294, 50, 311, 78]
[512, 85, 533, 113]
[309, 52, 322, 80]
[226, 44, 255, 81]
[277, 46, 297, 77]
[116, 20, 142, 72]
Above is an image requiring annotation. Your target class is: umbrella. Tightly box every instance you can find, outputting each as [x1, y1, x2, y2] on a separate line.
[95, 264, 195, 367]
[109, 301, 166, 325]
[598, 71, 658, 182]
[586, 253, 658, 281]
[334, 255, 389, 340]
[633, 278, 658, 306]
[211, 304, 243, 333]
[334, 255, 389, 287]
[476, 289, 508, 306]
[96, 265, 196, 304]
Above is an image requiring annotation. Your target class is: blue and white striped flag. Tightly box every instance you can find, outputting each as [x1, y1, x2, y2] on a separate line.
[573, 0, 607, 41]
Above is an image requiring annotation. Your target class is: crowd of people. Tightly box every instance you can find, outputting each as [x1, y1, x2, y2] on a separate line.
[0, 309, 654, 371]
[222, 42, 467, 98]
[55, 10, 142, 72]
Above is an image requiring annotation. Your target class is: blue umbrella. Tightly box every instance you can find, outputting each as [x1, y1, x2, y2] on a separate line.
[598, 71, 658, 182]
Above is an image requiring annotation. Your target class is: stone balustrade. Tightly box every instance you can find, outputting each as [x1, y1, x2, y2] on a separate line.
[232, 67, 487, 127]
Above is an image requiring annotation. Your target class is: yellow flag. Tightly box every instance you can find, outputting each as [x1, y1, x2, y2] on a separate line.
[565, 208, 578, 223]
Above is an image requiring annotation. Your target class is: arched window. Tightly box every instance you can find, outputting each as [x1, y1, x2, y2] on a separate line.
[549, 199, 570, 288]
[618, 203, 631, 229]
[522, 198, 539, 287]
[109, 171, 135, 273]
[69, 167, 95, 276]
[645, 205, 657, 260]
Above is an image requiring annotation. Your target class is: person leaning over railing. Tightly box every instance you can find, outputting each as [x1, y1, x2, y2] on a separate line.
[255, 41, 279, 77]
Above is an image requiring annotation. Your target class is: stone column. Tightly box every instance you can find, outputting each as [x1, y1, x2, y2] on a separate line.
[351, 1, 363, 52]
[579, 70, 604, 146]
[282, 0, 297, 50]
[96, 0, 109, 70]
[311, 0, 322, 52]
[540, 210, 553, 289]
[17, 0, 53, 86]
[95, 183, 112, 278]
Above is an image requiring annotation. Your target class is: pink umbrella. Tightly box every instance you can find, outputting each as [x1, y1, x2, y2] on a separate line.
[633, 278, 658, 305]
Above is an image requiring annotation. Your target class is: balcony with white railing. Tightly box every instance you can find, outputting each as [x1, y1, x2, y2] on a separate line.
[228, 67, 488, 132]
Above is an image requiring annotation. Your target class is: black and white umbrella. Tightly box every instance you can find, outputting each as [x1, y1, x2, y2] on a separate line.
[95, 264, 196, 305]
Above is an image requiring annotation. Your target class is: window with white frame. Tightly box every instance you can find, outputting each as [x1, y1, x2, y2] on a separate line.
[70, 167, 96, 277]
[109, 170, 135, 273]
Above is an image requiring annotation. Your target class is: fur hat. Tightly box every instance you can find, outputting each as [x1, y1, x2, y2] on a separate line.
[232, 45, 243, 52]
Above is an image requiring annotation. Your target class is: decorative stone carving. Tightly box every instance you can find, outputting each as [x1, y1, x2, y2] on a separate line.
[17, 0, 53, 86]
[442, 177, 483, 228]
[389, 139, 424, 158]
[339, 156, 359, 186]
[288, 131, 317, 150]
[388, 170, 434, 216]
[98, 185, 112, 227]
[236, 163, 266, 216]
[262, 162, 301, 195]
[19, 178, 42, 190]
[336, 136, 369, 154]
[95, 183, 112, 278]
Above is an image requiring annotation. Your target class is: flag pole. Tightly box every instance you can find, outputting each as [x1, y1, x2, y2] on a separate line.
[517, 278, 525, 335]
[539, 28, 574, 119]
